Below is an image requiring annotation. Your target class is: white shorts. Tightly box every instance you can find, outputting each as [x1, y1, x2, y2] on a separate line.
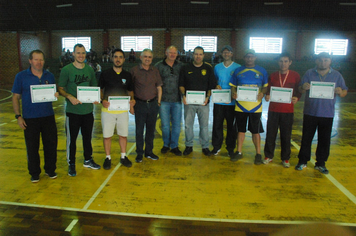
[101, 111, 129, 138]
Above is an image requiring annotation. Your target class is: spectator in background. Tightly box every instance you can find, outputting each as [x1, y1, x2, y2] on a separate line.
[129, 49, 136, 63]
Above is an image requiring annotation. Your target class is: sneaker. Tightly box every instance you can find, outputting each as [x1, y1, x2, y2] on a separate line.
[295, 163, 307, 171]
[103, 158, 111, 170]
[263, 158, 273, 165]
[120, 156, 132, 167]
[31, 176, 39, 183]
[136, 154, 143, 163]
[68, 165, 76, 177]
[314, 166, 329, 174]
[145, 153, 159, 160]
[202, 148, 212, 156]
[282, 160, 290, 168]
[161, 146, 170, 154]
[211, 148, 221, 155]
[254, 154, 263, 165]
[84, 159, 101, 170]
[45, 172, 57, 179]
[231, 151, 243, 162]
[170, 147, 182, 156]
[183, 146, 193, 155]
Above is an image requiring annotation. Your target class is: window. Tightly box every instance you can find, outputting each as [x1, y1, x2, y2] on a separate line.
[314, 39, 348, 55]
[249, 37, 283, 54]
[184, 36, 217, 52]
[121, 36, 152, 52]
[62, 37, 91, 52]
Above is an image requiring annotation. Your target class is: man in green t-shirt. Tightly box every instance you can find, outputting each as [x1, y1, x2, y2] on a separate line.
[58, 44, 101, 177]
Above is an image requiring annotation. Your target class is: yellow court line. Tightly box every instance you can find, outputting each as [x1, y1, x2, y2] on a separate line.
[291, 140, 356, 205]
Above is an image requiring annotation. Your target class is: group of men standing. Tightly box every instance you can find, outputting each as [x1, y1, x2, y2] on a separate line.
[12, 43, 347, 183]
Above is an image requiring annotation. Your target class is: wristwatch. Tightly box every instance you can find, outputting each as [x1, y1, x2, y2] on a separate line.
[15, 114, 21, 119]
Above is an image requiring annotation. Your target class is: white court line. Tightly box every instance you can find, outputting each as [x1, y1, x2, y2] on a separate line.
[0, 123, 7, 127]
[0, 89, 13, 102]
[1, 200, 356, 227]
[64, 219, 78, 232]
[291, 140, 356, 205]
[64, 142, 136, 231]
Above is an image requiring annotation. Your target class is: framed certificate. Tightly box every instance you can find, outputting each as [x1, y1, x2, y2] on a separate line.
[108, 96, 130, 111]
[30, 84, 57, 103]
[186, 90, 206, 105]
[270, 86, 293, 104]
[237, 86, 259, 102]
[309, 81, 335, 99]
[211, 89, 231, 103]
[77, 86, 100, 103]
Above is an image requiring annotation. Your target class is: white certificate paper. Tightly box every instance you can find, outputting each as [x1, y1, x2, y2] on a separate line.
[30, 84, 57, 103]
[186, 90, 206, 105]
[211, 89, 231, 103]
[237, 86, 259, 102]
[309, 81, 335, 99]
[108, 96, 130, 111]
[77, 86, 100, 103]
[270, 86, 293, 104]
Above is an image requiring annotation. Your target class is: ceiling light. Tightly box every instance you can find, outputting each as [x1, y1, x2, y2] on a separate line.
[121, 2, 139, 5]
[190, 1, 209, 4]
[56, 4, 73, 8]
[264, 2, 283, 5]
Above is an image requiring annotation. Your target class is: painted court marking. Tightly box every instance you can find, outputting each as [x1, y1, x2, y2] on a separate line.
[65, 142, 136, 231]
[291, 140, 356, 205]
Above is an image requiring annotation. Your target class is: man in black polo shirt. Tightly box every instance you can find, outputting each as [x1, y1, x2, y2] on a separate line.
[99, 48, 135, 169]
[179, 46, 217, 156]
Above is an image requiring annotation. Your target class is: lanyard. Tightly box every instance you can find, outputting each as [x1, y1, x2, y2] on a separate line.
[279, 70, 289, 87]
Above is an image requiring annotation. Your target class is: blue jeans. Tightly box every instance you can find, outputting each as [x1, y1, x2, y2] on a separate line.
[184, 104, 210, 148]
[159, 101, 182, 148]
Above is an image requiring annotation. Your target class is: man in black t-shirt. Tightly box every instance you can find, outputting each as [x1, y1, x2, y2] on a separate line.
[99, 49, 135, 169]
[179, 46, 217, 156]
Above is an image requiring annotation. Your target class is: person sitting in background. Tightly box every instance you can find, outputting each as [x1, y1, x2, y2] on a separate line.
[129, 49, 136, 63]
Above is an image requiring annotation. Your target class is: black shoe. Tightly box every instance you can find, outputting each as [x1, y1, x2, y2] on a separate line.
[183, 146, 193, 155]
[211, 148, 221, 155]
[31, 175, 39, 183]
[254, 154, 263, 165]
[230, 151, 243, 162]
[145, 153, 159, 160]
[45, 172, 57, 179]
[136, 154, 143, 163]
[161, 146, 170, 154]
[120, 156, 132, 167]
[170, 147, 182, 156]
[84, 158, 101, 169]
[202, 148, 212, 156]
[103, 158, 111, 170]
[68, 164, 76, 177]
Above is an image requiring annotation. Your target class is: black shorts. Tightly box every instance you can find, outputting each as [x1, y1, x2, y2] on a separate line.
[235, 112, 264, 134]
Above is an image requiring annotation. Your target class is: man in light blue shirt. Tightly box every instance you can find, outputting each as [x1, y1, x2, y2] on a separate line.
[211, 46, 241, 161]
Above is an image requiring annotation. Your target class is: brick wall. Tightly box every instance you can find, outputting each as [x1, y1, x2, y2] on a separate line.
[19, 32, 49, 70]
[0, 33, 19, 85]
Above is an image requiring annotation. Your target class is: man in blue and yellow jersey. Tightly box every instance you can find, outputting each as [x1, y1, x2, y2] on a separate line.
[229, 49, 268, 165]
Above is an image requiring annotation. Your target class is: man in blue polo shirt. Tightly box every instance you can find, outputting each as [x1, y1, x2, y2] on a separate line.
[296, 52, 348, 174]
[211, 45, 241, 160]
[230, 49, 268, 165]
[12, 50, 58, 183]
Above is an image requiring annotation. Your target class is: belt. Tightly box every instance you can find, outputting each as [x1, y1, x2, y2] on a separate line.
[134, 97, 157, 103]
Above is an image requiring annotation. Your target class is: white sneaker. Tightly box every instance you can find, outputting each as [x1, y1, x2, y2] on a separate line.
[282, 160, 290, 168]
[263, 158, 273, 164]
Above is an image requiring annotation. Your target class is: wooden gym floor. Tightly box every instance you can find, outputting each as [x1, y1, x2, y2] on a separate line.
[0, 86, 356, 235]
